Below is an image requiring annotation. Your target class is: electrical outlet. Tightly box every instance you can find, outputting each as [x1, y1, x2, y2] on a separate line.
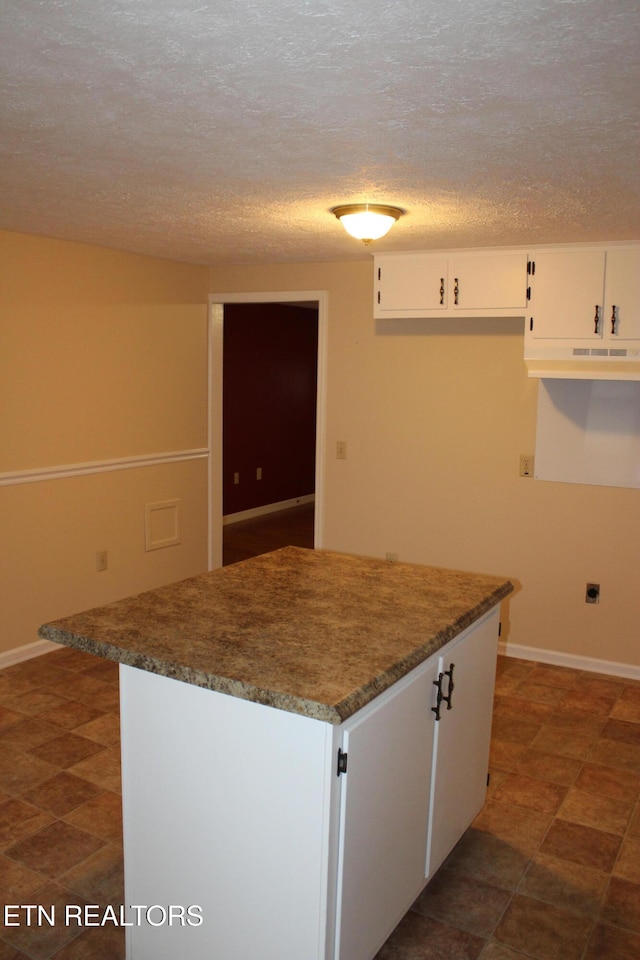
[385, 552, 399, 563]
[233, 472, 240, 485]
[519, 454, 535, 477]
[586, 583, 600, 604]
[96, 550, 108, 572]
[336, 441, 347, 460]
[256, 467, 262, 480]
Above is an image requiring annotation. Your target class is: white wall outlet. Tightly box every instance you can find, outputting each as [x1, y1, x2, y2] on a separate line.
[385, 552, 399, 563]
[96, 550, 108, 572]
[336, 441, 347, 460]
[234, 472, 240, 485]
[519, 454, 535, 477]
[256, 467, 262, 480]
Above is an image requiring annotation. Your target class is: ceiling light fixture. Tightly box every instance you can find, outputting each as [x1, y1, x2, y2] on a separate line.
[332, 203, 403, 244]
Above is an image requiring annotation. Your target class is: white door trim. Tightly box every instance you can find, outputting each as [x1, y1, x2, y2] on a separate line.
[207, 291, 328, 570]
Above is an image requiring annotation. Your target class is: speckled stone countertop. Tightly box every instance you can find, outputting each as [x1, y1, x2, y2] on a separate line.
[39, 546, 513, 724]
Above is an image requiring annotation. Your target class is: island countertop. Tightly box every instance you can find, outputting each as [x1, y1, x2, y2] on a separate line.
[38, 546, 513, 724]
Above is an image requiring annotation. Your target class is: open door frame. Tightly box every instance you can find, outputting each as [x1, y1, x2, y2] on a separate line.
[208, 291, 328, 570]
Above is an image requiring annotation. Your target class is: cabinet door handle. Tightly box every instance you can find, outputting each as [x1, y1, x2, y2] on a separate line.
[594, 305, 601, 334]
[454, 278, 459, 305]
[611, 305, 618, 335]
[442, 663, 455, 711]
[432, 673, 444, 721]
[440, 278, 445, 305]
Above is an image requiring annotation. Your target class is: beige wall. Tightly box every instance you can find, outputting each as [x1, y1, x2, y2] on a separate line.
[210, 260, 640, 671]
[1, 231, 210, 656]
[3, 230, 637, 670]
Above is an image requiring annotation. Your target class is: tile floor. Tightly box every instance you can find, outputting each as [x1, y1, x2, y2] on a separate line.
[0, 647, 124, 959]
[0, 649, 639, 959]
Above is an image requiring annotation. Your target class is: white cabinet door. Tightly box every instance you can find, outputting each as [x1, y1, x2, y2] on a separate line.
[375, 253, 448, 314]
[605, 248, 640, 343]
[427, 609, 499, 877]
[448, 252, 528, 312]
[527, 249, 606, 340]
[334, 659, 436, 960]
[374, 251, 527, 318]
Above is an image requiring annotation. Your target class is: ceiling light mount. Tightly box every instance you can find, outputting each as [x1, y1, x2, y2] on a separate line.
[332, 203, 403, 244]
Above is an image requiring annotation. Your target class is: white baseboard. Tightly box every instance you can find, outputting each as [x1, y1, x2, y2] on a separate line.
[499, 640, 640, 682]
[223, 494, 315, 526]
[0, 638, 58, 671]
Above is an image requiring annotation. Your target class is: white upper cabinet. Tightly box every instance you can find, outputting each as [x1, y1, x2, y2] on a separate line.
[373, 242, 640, 377]
[375, 253, 449, 314]
[374, 250, 529, 319]
[526, 249, 606, 341]
[524, 244, 640, 377]
[525, 247, 640, 343]
[604, 248, 640, 343]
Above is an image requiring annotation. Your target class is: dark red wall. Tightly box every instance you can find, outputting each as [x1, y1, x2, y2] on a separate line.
[223, 303, 318, 515]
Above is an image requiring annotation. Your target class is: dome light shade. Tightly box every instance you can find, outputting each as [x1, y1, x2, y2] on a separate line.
[332, 203, 403, 244]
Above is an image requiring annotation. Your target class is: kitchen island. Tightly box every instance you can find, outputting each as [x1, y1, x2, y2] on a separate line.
[39, 546, 513, 960]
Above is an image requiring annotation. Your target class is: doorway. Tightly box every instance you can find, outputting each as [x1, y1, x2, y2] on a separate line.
[208, 291, 328, 570]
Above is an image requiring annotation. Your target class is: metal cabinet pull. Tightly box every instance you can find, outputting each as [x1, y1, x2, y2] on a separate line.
[594, 305, 601, 334]
[440, 278, 445, 305]
[432, 664, 455, 719]
[442, 663, 455, 710]
[454, 278, 459, 305]
[611, 305, 618, 335]
[432, 673, 444, 721]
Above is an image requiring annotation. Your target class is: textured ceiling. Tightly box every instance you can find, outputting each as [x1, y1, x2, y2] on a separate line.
[1, 0, 639, 264]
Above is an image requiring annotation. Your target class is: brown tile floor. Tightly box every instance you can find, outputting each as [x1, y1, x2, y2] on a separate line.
[1, 648, 639, 958]
[0, 647, 124, 959]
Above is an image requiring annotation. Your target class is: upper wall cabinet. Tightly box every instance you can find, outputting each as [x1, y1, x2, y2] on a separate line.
[373, 250, 529, 319]
[524, 244, 640, 378]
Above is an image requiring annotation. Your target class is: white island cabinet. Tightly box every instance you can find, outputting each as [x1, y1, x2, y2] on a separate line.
[120, 607, 500, 960]
[39, 546, 512, 960]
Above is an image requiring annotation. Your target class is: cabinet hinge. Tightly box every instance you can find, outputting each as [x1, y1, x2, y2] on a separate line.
[527, 260, 536, 276]
[377, 290, 381, 304]
[498, 621, 502, 637]
[487, 772, 491, 787]
[526, 286, 531, 302]
[529, 317, 534, 332]
[378, 267, 381, 281]
[337, 748, 348, 776]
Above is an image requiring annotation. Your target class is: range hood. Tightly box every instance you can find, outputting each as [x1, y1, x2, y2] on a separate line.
[525, 353, 640, 381]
